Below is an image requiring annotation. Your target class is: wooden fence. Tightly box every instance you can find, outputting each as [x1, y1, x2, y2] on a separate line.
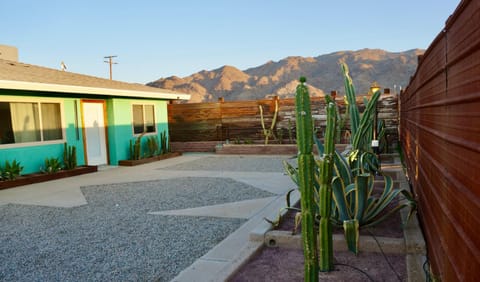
[168, 93, 399, 146]
[399, 0, 480, 280]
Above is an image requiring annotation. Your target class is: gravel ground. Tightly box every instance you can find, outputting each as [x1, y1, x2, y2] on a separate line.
[0, 177, 274, 282]
[162, 155, 293, 172]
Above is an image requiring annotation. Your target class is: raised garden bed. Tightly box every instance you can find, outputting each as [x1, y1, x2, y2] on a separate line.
[0, 165, 98, 190]
[118, 152, 182, 166]
[216, 144, 349, 155]
[228, 166, 425, 281]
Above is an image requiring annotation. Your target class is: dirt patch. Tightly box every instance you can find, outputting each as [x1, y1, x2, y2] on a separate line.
[229, 247, 406, 282]
[229, 201, 407, 281]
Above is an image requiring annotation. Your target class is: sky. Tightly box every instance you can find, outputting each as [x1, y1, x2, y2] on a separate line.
[1, 0, 461, 84]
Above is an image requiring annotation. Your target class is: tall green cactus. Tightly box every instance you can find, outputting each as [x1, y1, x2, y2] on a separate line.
[317, 102, 336, 271]
[295, 77, 319, 281]
[63, 143, 77, 170]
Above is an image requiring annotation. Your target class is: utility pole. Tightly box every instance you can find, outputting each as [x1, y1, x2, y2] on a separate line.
[104, 55, 118, 80]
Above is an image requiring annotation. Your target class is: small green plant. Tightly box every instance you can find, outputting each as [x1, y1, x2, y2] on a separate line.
[63, 143, 77, 170]
[276, 128, 285, 144]
[243, 138, 253, 144]
[259, 99, 279, 144]
[42, 157, 62, 174]
[287, 119, 294, 144]
[159, 130, 170, 154]
[146, 136, 160, 157]
[1, 160, 23, 180]
[129, 134, 144, 160]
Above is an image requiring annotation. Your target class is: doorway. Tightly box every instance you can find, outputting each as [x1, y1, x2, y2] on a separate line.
[82, 101, 108, 166]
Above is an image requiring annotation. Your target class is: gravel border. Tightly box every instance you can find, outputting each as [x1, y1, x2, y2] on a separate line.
[0, 177, 274, 282]
[160, 155, 293, 172]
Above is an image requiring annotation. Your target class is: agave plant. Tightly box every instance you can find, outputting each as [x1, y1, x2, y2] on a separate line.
[1, 160, 23, 180]
[327, 148, 416, 254]
[284, 136, 416, 254]
[42, 157, 62, 174]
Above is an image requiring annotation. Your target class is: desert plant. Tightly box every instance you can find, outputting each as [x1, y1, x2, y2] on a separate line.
[1, 160, 23, 180]
[282, 65, 417, 255]
[159, 130, 170, 154]
[287, 119, 294, 144]
[63, 143, 77, 170]
[276, 128, 285, 144]
[146, 136, 160, 157]
[259, 99, 279, 144]
[42, 157, 62, 174]
[295, 77, 319, 280]
[341, 62, 382, 175]
[317, 101, 336, 271]
[129, 134, 144, 160]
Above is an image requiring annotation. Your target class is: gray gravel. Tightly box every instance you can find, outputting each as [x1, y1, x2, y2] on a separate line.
[0, 177, 274, 282]
[162, 155, 293, 172]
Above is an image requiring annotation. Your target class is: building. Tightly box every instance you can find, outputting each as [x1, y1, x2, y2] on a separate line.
[0, 46, 190, 174]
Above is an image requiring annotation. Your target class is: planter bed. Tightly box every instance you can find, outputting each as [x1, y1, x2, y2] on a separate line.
[118, 152, 182, 166]
[216, 144, 349, 155]
[0, 165, 98, 190]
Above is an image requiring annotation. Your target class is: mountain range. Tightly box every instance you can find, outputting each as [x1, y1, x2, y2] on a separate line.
[147, 48, 424, 103]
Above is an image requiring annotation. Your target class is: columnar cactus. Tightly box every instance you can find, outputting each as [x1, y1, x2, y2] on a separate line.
[63, 143, 77, 170]
[318, 102, 336, 271]
[295, 77, 319, 281]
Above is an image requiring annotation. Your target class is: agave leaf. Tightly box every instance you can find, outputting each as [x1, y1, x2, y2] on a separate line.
[363, 197, 416, 229]
[343, 219, 360, 254]
[351, 90, 381, 151]
[332, 177, 351, 222]
[354, 174, 370, 224]
[341, 63, 360, 139]
[285, 188, 297, 208]
[283, 160, 299, 186]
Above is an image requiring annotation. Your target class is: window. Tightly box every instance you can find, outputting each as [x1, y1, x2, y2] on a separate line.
[0, 101, 63, 145]
[132, 104, 156, 134]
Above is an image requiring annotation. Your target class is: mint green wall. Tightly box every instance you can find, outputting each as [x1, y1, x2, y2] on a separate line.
[0, 92, 86, 175]
[106, 98, 169, 164]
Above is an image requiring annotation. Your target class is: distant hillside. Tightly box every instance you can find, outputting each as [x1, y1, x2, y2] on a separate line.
[147, 48, 424, 103]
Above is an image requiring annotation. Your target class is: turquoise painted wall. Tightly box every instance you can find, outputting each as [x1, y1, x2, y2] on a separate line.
[1, 90, 170, 174]
[106, 98, 169, 164]
[0, 92, 85, 175]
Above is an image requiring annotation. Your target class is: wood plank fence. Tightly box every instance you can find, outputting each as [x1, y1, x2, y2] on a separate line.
[168, 93, 399, 147]
[400, 0, 480, 280]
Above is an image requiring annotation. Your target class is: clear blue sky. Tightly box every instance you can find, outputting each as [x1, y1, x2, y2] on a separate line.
[1, 0, 460, 84]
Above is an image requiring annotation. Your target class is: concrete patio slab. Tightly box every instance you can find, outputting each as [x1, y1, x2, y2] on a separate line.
[149, 196, 277, 219]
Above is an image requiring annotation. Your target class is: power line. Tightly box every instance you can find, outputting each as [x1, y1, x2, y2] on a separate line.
[104, 55, 118, 80]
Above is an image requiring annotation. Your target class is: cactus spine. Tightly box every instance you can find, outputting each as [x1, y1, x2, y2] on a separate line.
[318, 102, 336, 271]
[295, 77, 319, 281]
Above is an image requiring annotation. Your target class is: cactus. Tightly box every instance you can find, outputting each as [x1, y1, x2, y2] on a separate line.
[295, 77, 319, 281]
[259, 98, 279, 144]
[160, 130, 170, 155]
[63, 143, 77, 170]
[146, 136, 160, 157]
[129, 134, 144, 160]
[317, 102, 336, 271]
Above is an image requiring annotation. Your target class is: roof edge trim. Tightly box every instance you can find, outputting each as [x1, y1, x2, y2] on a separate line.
[0, 79, 191, 100]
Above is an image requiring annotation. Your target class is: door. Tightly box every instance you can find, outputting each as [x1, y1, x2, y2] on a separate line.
[82, 101, 108, 165]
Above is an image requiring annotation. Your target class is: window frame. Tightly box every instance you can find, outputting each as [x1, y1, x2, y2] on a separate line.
[0, 97, 66, 148]
[131, 103, 157, 136]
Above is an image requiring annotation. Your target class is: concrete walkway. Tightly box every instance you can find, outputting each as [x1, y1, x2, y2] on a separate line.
[0, 153, 296, 281]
